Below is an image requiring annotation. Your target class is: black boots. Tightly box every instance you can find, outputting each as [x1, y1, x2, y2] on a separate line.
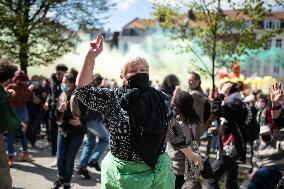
[51, 180, 62, 189]
[89, 161, 101, 171]
[78, 168, 91, 180]
[51, 180, 71, 189]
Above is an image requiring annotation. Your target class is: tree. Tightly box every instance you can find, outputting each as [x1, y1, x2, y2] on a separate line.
[0, 0, 115, 73]
[152, 0, 283, 95]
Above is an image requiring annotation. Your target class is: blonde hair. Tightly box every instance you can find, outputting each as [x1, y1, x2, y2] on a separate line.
[120, 56, 149, 76]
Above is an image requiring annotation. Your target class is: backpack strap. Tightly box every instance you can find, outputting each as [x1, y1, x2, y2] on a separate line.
[244, 103, 253, 126]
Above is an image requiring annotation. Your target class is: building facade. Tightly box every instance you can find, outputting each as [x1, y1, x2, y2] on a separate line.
[118, 11, 284, 81]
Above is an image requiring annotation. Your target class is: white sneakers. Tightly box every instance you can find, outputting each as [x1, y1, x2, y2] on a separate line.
[50, 158, 57, 167]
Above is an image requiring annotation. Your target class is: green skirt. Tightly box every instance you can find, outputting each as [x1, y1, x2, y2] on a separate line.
[101, 152, 175, 189]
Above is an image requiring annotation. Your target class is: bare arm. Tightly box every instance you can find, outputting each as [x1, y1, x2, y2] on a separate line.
[270, 83, 283, 119]
[76, 35, 104, 87]
[167, 116, 202, 165]
[180, 147, 202, 165]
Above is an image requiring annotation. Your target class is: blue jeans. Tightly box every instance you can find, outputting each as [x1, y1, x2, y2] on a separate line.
[248, 167, 282, 189]
[79, 120, 109, 168]
[57, 133, 84, 184]
[7, 107, 28, 155]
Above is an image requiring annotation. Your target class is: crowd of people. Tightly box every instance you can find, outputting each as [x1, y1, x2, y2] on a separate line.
[0, 35, 283, 189]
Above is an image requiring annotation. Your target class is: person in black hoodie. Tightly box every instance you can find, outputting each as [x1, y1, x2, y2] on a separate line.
[205, 81, 247, 189]
[51, 70, 87, 189]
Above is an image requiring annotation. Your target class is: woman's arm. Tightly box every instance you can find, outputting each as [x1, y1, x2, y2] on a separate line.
[180, 147, 202, 165]
[75, 86, 112, 116]
[211, 93, 239, 120]
[76, 35, 103, 87]
[270, 83, 283, 119]
[211, 83, 240, 120]
[75, 35, 112, 115]
[166, 116, 202, 165]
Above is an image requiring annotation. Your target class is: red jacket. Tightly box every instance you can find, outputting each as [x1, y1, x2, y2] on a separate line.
[6, 83, 32, 109]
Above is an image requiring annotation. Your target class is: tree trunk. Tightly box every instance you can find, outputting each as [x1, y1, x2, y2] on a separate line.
[19, 38, 29, 73]
[211, 31, 217, 99]
[211, 56, 216, 99]
[210, 0, 220, 99]
[20, 54, 28, 73]
[18, 1, 30, 73]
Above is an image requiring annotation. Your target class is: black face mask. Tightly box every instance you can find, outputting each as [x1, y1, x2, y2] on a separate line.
[127, 73, 150, 91]
[261, 135, 272, 142]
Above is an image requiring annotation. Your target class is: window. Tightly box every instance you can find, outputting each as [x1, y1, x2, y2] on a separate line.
[122, 29, 130, 36]
[129, 29, 138, 36]
[264, 20, 281, 29]
[256, 61, 261, 73]
[273, 65, 280, 75]
[245, 20, 253, 27]
[263, 64, 270, 75]
[266, 39, 272, 49]
[276, 39, 282, 48]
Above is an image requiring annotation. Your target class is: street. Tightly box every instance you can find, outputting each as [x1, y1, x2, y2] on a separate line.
[11, 139, 101, 189]
[10, 138, 249, 189]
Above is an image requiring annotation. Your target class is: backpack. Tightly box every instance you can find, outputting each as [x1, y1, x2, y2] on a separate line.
[238, 103, 259, 143]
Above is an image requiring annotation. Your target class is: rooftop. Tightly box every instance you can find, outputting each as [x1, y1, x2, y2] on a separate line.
[123, 10, 284, 29]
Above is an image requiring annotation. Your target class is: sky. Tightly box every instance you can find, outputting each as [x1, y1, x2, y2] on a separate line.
[104, 0, 283, 32]
[104, 0, 153, 32]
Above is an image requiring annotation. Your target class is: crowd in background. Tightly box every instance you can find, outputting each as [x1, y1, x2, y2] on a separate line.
[0, 58, 283, 189]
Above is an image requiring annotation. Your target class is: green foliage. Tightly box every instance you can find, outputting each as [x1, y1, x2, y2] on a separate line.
[0, 0, 115, 72]
[152, 0, 283, 90]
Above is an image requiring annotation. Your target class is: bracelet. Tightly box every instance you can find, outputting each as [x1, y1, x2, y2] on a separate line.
[272, 105, 282, 111]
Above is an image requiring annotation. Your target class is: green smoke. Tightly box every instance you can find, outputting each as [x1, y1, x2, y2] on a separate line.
[240, 48, 284, 69]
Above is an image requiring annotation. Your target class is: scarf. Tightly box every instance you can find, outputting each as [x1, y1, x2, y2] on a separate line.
[119, 73, 168, 168]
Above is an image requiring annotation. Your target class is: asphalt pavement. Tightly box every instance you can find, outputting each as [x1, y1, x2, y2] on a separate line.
[10, 139, 101, 189]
